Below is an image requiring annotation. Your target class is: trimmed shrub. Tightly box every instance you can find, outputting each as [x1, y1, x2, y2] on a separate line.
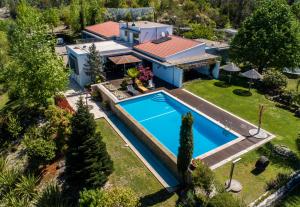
[192, 160, 215, 197]
[207, 192, 245, 207]
[262, 69, 288, 93]
[23, 136, 57, 164]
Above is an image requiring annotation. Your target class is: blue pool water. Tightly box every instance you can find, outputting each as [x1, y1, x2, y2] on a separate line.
[119, 92, 238, 158]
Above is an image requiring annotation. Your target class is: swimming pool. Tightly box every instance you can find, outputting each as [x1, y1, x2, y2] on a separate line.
[118, 91, 240, 158]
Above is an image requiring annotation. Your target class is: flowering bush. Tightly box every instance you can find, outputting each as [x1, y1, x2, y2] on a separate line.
[138, 65, 153, 83]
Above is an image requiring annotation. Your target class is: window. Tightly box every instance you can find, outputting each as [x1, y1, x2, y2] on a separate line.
[69, 53, 79, 75]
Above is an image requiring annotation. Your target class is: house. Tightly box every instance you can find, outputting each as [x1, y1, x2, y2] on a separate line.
[67, 21, 220, 88]
[119, 21, 173, 44]
[67, 41, 131, 86]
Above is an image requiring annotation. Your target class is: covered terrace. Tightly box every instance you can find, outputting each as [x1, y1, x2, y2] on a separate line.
[105, 54, 142, 80]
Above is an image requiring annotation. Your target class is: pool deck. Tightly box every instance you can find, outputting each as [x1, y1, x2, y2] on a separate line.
[169, 88, 275, 169]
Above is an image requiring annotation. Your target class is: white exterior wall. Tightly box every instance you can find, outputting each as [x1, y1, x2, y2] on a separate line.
[152, 62, 183, 87]
[166, 44, 206, 61]
[139, 26, 173, 43]
[67, 49, 91, 87]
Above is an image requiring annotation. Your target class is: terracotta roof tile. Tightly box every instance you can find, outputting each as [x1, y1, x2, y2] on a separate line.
[85, 21, 120, 38]
[134, 36, 202, 59]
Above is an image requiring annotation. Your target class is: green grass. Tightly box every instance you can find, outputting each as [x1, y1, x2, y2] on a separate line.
[277, 185, 300, 207]
[286, 78, 299, 91]
[96, 119, 178, 207]
[184, 79, 300, 203]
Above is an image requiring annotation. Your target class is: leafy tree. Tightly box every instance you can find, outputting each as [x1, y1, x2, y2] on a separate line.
[65, 98, 113, 192]
[44, 105, 72, 154]
[6, 2, 68, 106]
[262, 69, 288, 93]
[184, 23, 215, 40]
[192, 160, 215, 197]
[43, 8, 60, 33]
[230, 0, 300, 73]
[177, 112, 194, 184]
[292, 1, 300, 20]
[79, 187, 140, 207]
[84, 43, 104, 84]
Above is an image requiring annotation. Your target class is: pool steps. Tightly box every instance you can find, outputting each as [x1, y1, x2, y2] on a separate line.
[151, 93, 168, 102]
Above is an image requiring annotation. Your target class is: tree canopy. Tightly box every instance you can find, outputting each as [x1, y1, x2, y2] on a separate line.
[5, 2, 68, 106]
[230, 0, 300, 72]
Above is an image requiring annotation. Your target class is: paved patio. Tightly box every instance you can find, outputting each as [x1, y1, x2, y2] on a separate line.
[64, 79, 105, 119]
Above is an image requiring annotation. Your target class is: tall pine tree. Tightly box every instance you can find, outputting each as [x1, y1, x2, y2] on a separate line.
[177, 112, 194, 184]
[65, 98, 113, 192]
[84, 43, 104, 84]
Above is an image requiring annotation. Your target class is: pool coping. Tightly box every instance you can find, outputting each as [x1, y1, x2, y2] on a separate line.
[117, 89, 246, 160]
[95, 82, 275, 171]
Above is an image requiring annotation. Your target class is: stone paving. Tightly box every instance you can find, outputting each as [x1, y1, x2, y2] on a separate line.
[64, 80, 105, 119]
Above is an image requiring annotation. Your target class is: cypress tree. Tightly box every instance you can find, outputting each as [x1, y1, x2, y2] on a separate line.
[65, 97, 113, 192]
[177, 112, 194, 184]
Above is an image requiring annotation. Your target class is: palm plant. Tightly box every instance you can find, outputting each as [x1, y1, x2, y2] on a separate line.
[127, 67, 140, 82]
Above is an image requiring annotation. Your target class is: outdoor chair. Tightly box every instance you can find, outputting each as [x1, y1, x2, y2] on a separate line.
[148, 79, 155, 89]
[127, 85, 139, 96]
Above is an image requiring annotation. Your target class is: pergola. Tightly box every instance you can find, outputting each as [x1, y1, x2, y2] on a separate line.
[108, 55, 142, 70]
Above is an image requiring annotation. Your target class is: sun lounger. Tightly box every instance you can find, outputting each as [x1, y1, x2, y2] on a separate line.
[135, 79, 149, 93]
[127, 85, 139, 96]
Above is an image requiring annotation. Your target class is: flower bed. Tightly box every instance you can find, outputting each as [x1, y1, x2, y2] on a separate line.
[54, 95, 75, 114]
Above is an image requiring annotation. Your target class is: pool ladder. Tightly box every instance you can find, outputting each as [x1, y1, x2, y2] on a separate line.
[152, 93, 167, 102]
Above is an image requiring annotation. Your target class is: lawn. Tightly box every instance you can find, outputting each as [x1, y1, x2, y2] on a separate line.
[96, 119, 178, 207]
[286, 78, 299, 91]
[184, 79, 300, 204]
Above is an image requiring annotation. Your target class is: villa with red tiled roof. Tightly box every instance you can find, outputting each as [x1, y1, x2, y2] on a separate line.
[67, 21, 219, 87]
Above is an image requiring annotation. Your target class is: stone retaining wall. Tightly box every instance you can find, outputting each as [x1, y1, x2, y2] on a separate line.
[250, 171, 300, 207]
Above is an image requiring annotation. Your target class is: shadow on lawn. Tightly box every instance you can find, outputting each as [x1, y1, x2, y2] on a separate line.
[139, 188, 176, 206]
[214, 81, 231, 88]
[256, 143, 300, 172]
[233, 89, 252, 97]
